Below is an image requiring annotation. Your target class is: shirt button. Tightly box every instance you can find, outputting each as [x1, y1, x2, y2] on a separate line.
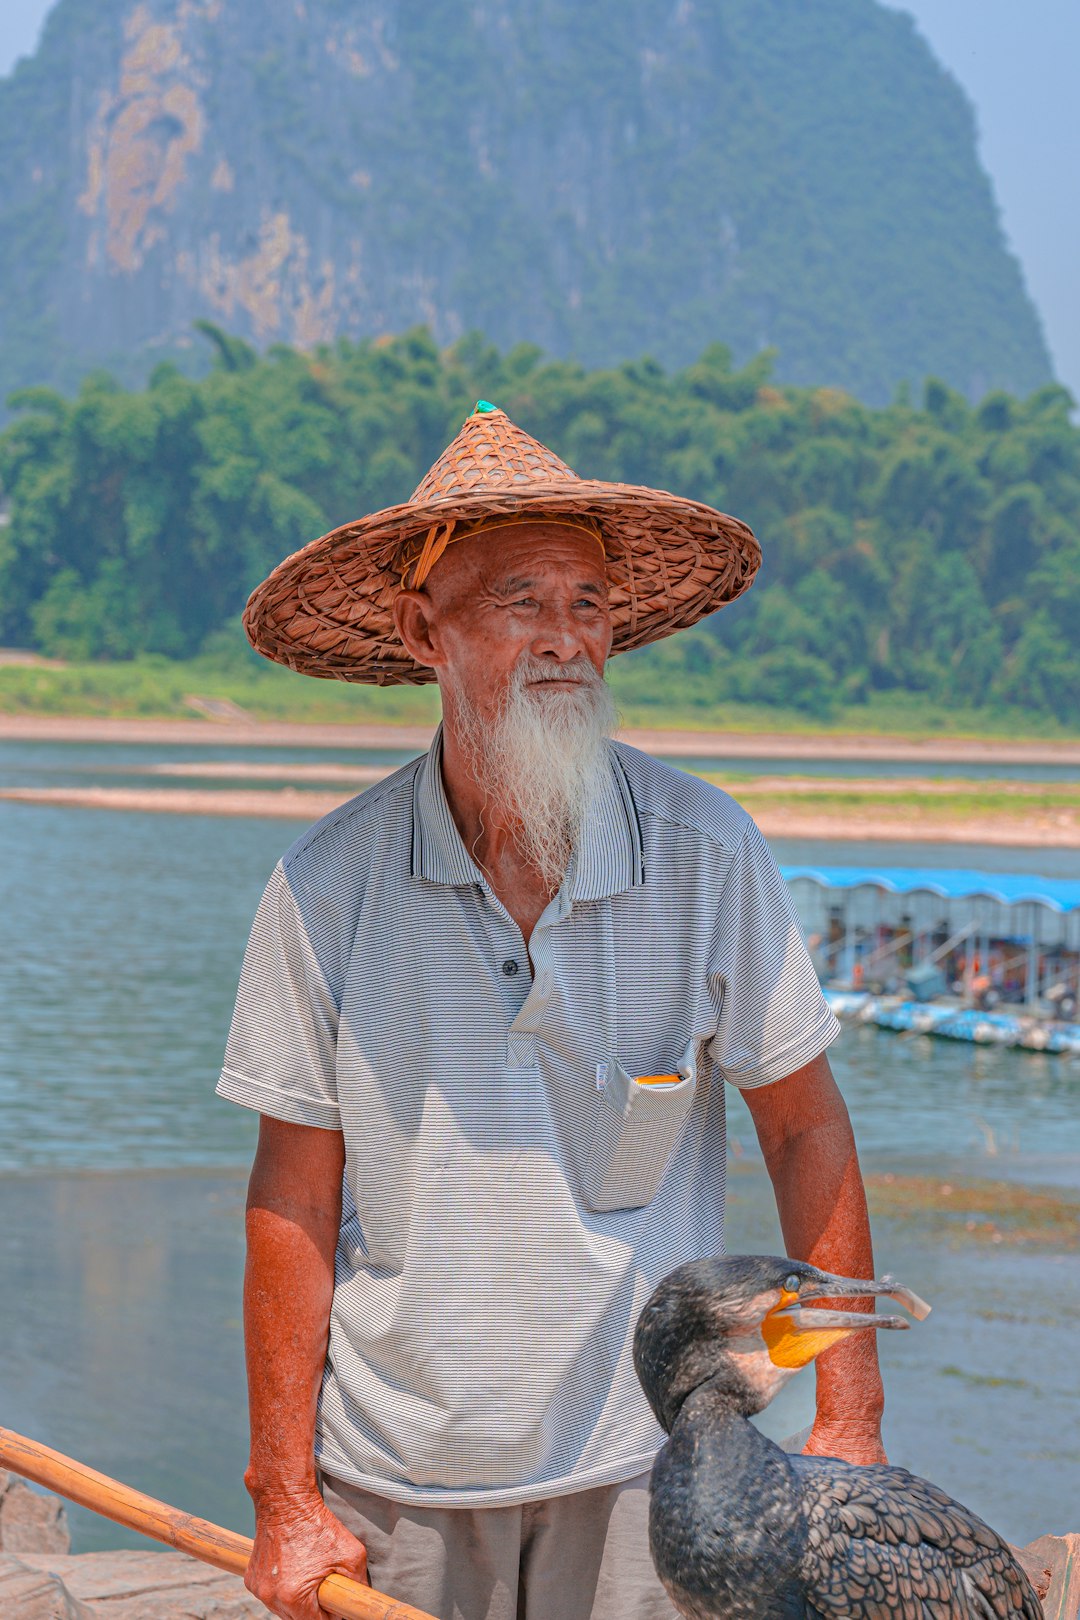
[502, 959, 520, 977]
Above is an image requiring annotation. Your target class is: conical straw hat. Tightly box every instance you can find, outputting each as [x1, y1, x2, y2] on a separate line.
[243, 402, 761, 685]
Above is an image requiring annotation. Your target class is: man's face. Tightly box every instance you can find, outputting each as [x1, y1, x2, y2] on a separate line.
[394, 523, 617, 886]
[416, 523, 613, 713]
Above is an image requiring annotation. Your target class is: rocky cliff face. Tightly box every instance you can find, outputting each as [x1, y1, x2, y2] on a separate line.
[0, 0, 1052, 404]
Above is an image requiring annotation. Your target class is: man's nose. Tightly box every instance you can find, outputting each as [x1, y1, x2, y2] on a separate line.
[529, 604, 587, 661]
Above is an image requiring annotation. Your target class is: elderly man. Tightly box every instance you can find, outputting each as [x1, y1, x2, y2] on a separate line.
[219, 405, 885, 1620]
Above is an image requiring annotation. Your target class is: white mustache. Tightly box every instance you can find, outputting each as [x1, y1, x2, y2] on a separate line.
[514, 657, 601, 688]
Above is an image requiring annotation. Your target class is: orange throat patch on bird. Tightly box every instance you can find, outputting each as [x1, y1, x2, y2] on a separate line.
[760, 1289, 866, 1370]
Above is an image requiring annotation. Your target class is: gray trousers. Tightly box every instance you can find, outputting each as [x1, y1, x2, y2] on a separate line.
[320, 1470, 679, 1620]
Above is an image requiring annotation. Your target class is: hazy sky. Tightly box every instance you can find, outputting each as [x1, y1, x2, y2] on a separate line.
[1, 0, 1076, 400]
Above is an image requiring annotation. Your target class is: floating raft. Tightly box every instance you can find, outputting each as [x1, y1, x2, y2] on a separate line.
[823, 990, 1080, 1055]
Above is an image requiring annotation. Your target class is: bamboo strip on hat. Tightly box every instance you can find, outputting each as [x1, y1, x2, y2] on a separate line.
[400, 512, 606, 590]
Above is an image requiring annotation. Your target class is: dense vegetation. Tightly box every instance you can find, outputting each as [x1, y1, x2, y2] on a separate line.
[1, 325, 1077, 722]
[0, 0, 1050, 410]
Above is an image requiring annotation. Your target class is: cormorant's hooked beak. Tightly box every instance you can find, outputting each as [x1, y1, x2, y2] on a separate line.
[762, 1270, 931, 1370]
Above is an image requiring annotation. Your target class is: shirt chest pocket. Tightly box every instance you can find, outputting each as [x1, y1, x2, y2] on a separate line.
[579, 1041, 697, 1213]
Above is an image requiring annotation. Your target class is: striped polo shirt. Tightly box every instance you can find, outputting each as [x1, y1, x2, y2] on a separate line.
[217, 731, 838, 1506]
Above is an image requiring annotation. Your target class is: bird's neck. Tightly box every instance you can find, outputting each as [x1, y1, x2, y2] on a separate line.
[665, 1351, 776, 1430]
[671, 1383, 797, 1522]
[658, 1390, 804, 1618]
[677, 1376, 766, 1435]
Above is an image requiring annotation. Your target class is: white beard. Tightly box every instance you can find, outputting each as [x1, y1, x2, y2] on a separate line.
[450, 655, 619, 891]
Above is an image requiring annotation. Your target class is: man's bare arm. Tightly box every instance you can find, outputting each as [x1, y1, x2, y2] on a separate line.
[741, 1051, 887, 1465]
[243, 1115, 369, 1620]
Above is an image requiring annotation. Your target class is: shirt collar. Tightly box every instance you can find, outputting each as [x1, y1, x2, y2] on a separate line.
[410, 725, 481, 887]
[410, 725, 645, 899]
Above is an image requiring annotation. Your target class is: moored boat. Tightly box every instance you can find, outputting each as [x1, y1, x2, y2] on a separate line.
[789, 866, 1080, 1056]
[822, 988, 1080, 1055]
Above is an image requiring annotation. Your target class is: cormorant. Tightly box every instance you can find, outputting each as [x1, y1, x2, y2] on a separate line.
[633, 1254, 1042, 1620]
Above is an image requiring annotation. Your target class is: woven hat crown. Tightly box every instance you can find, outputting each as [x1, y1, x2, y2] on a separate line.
[410, 405, 579, 504]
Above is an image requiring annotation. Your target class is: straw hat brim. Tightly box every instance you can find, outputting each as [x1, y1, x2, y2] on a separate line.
[243, 480, 761, 685]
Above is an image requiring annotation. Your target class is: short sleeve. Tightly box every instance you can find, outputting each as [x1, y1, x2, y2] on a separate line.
[216, 862, 342, 1128]
[708, 821, 840, 1089]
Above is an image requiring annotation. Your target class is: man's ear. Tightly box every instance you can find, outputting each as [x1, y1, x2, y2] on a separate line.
[393, 589, 441, 670]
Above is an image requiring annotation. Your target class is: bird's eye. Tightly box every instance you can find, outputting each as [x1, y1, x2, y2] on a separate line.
[784, 1274, 801, 1293]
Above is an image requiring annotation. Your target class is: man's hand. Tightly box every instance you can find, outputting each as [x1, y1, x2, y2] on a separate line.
[245, 1489, 369, 1620]
[802, 1418, 888, 1467]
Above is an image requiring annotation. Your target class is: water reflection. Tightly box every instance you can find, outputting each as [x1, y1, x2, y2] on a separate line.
[0, 1171, 252, 1552]
[0, 802, 275, 1169]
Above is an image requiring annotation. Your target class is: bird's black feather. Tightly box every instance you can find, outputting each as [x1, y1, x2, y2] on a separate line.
[791, 1455, 1043, 1620]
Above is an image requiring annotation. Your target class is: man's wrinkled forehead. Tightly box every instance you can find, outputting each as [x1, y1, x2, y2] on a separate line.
[426, 523, 610, 600]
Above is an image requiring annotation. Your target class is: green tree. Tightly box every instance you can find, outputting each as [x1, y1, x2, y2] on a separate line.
[1, 325, 1077, 726]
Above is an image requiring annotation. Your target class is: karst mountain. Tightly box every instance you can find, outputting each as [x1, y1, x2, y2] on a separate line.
[0, 0, 1052, 406]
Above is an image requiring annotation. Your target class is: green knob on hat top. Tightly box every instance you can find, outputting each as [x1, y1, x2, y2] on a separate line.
[473, 399, 498, 414]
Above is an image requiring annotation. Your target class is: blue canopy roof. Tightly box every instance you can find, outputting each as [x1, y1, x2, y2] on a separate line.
[779, 866, 1080, 913]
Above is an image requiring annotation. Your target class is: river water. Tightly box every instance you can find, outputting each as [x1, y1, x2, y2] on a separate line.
[1, 739, 1077, 1553]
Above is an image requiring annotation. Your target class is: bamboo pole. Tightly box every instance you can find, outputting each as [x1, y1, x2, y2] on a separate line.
[0, 1427, 435, 1620]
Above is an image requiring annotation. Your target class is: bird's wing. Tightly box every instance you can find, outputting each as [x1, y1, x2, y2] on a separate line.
[794, 1458, 1042, 1620]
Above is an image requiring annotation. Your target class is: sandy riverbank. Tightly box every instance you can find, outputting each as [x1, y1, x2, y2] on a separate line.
[3, 780, 1078, 845]
[3, 711, 1080, 764]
